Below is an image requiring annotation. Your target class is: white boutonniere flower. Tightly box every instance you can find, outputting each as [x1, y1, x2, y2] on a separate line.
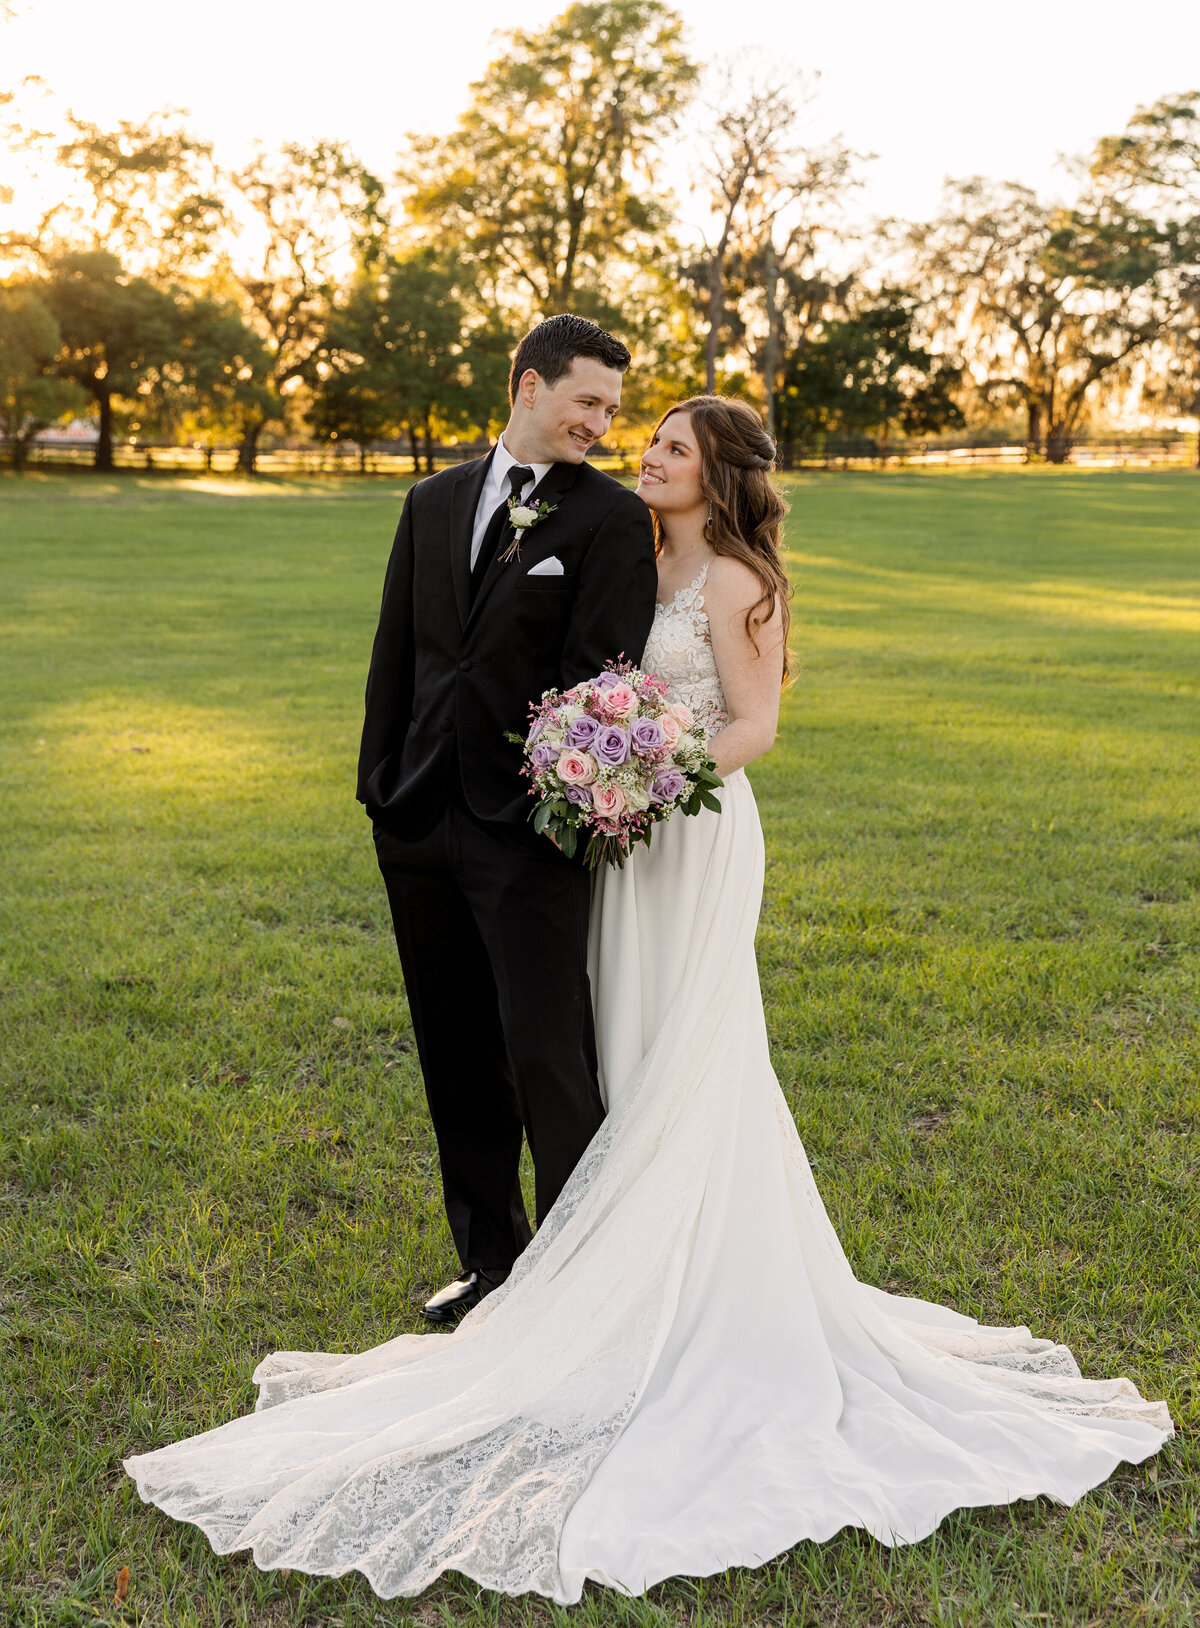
[499, 495, 558, 564]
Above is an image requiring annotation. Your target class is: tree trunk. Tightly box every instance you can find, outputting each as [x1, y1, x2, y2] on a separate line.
[93, 390, 114, 472]
[705, 249, 724, 395]
[422, 415, 434, 475]
[1045, 423, 1070, 464]
[12, 432, 29, 472]
[359, 441, 368, 475]
[761, 238, 780, 439]
[236, 417, 263, 475]
[1026, 400, 1042, 461]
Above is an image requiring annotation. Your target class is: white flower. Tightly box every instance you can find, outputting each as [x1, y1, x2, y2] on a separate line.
[510, 505, 538, 528]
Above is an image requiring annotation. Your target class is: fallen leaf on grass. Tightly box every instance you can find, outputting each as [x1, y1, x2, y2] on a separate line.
[114, 1565, 130, 1602]
[331, 1016, 352, 1029]
[279, 1126, 346, 1149]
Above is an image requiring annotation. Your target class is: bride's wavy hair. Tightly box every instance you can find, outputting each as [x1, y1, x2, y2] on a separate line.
[649, 395, 792, 679]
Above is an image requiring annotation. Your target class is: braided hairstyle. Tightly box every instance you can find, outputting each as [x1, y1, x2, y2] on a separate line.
[649, 395, 791, 677]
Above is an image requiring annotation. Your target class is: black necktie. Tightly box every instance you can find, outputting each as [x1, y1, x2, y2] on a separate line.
[471, 463, 534, 599]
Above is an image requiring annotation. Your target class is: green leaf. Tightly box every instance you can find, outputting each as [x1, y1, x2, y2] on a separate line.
[699, 789, 722, 813]
[532, 801, 553, 836]
[559, 824, 578, 858]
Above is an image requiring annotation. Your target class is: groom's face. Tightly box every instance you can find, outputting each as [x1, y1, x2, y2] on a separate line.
[517, 357, 624, 464]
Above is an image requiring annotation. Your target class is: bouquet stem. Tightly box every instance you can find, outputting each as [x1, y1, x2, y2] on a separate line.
[585, 832, 630, 870]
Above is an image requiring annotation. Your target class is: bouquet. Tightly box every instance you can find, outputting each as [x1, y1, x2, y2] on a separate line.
[512, 662, 724, 869]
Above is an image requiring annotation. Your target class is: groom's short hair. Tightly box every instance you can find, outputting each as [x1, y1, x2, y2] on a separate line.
[509, 315, 631, 402]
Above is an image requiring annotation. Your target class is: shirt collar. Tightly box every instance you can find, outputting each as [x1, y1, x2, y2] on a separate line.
[495, 432, 552, 493]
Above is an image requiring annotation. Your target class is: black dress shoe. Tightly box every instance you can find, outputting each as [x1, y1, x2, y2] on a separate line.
[421, 1268, 509, 1324]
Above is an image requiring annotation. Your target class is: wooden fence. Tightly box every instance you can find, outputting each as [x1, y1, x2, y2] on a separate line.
[3, 432, 1197, 475]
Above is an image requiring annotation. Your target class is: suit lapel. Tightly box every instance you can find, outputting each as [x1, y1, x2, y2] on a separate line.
[449, 450, 495, 629]
[467, 460, 582, 626]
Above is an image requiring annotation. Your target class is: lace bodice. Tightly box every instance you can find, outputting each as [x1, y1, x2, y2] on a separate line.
[642, 562, 727, 739]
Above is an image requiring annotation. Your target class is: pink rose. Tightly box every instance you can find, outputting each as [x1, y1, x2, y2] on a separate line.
[666, 700, 694, 730]
[600, 682, 638, 721]
[658, 713, 683, 748]
[592, 783, 627, 819]
[558, 749, 598, 786]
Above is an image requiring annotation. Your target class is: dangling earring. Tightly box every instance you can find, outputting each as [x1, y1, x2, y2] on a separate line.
[705, 501, 713, 530]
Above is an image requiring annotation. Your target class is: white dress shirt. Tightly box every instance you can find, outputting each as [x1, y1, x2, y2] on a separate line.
[469, 434, 553, 569]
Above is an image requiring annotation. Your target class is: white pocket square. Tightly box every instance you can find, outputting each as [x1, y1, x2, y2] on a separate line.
[527, 556, 564, 576]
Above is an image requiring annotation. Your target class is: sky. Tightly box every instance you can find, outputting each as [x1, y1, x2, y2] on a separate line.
[3, 0, 1199, 234]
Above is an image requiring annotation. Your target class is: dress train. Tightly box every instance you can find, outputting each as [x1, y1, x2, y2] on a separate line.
[125, 769, 1171, 1602]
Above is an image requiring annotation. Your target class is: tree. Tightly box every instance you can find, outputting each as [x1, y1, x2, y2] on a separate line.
[50, 112, 227, 277]
[695, 61, 801, 396]
[315, 249, 512, 473]
[41, 251, 182, 469]
[1090, 92, 1200, 463]
[0, 285, 85, 468]
[39, 250, 261, 468]
[2, 100, 226, 279]
[151, 295, 273, 449]
[222, 142, 386, 472]
[910, 179, 1175, 461]
[775, 292, 962, 453]
[693, 55, 861, 423]
[405, 1, 696, 319]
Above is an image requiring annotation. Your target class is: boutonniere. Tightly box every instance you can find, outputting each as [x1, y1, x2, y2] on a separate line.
[499, 495, 558, 565]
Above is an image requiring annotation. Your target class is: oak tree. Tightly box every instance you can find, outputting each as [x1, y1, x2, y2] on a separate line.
[405, 2, 695, 320]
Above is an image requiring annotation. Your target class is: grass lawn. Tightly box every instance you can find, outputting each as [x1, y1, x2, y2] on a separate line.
[1, 467, 1197, 1627]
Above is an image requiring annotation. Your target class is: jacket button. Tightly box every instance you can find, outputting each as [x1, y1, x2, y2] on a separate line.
[440, 718, 454, 733]
[458, 658, 473, 672]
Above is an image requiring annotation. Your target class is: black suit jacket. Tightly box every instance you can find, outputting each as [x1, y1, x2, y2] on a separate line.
[358, 452, 658, 836]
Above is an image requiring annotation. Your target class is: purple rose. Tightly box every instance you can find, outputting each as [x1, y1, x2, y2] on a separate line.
[651, 766, 687, 802]
[565, 713, 601, 749]
[594, 725, 631, 766]
[526, 717, 545, 746]
[630, 716, 666, 756]
[564, 782, 593, 806]
[531, 741, 561, 771]
[594, 671, 623, 690]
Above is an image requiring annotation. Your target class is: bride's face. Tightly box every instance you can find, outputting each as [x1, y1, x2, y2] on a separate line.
[637, 413, 705, 517]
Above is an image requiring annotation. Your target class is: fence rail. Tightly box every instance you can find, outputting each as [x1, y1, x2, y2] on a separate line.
[3, 433, 1197, 475]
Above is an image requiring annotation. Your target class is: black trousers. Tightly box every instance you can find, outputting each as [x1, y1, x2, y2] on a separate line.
[373, 798, 604, 1276]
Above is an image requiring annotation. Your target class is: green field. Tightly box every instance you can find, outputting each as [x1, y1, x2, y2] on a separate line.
[2, 468, 1197, 1627]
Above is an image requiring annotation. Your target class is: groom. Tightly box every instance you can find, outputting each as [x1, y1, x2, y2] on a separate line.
[358, 315, 657, 1322]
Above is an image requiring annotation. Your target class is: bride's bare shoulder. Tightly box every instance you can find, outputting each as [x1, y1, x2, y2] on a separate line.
[703, 555, 783, 631]
[702, 554, 764, 609]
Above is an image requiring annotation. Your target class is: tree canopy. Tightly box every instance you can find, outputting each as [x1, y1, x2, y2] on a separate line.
[404, 1, 696, 316]
[0, 15, 1196, 469]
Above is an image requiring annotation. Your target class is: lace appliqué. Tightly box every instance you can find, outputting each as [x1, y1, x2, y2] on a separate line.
[642, 563, 728, 740]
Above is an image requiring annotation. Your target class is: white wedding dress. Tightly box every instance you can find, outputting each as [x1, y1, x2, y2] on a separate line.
[125, 564, 1172, 1603]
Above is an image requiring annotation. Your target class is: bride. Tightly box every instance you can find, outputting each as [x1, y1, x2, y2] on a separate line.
[125, 396, 1171, 1603]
